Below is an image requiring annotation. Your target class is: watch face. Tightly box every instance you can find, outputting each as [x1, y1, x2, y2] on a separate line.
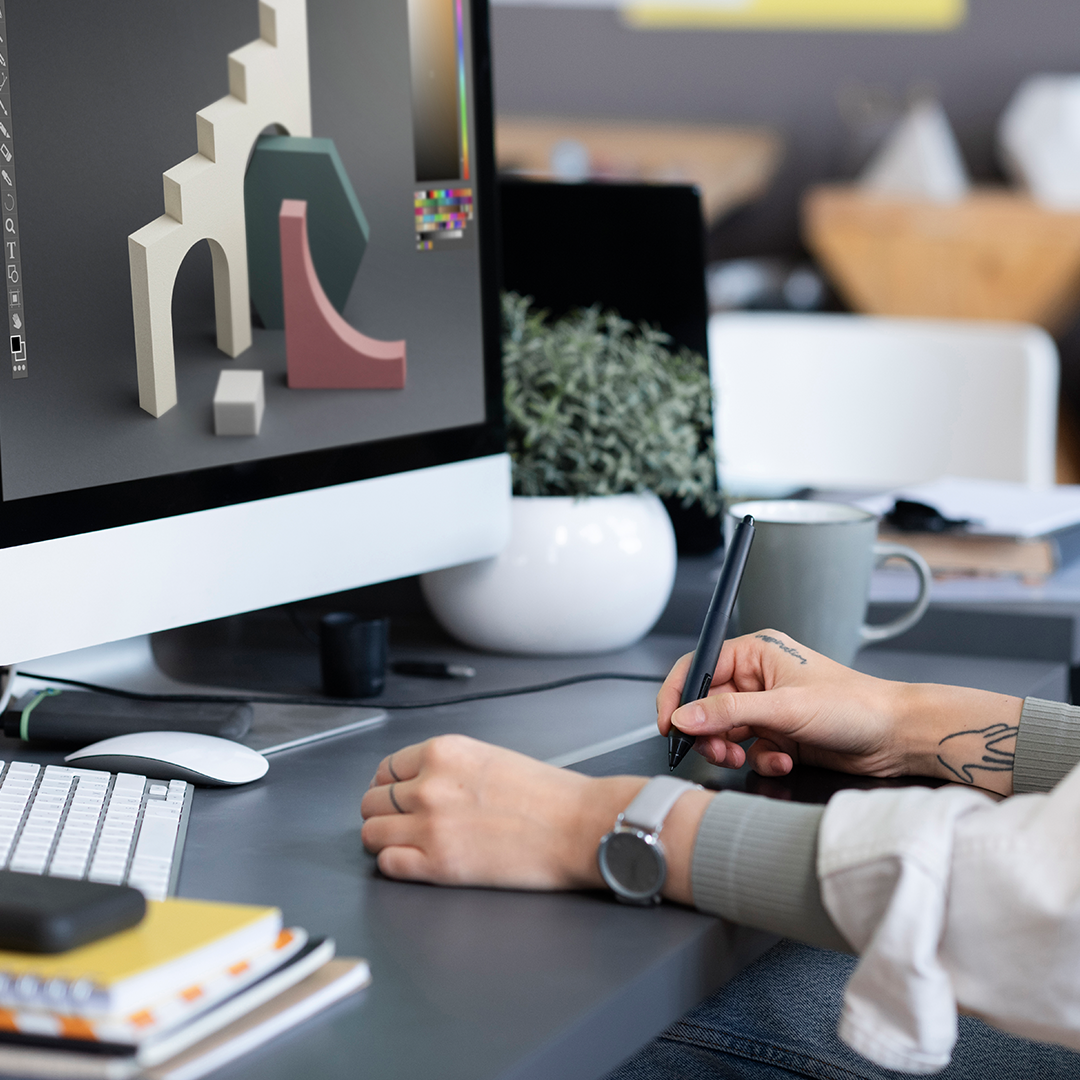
[598, 829, 665, 903]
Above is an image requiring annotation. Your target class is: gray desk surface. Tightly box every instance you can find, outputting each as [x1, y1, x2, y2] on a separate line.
[1, 618, 1069, 1080]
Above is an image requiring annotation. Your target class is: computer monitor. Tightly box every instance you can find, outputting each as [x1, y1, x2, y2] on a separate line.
[0, 0, 508, 668]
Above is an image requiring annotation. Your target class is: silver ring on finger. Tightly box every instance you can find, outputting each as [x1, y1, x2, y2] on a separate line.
[388, 754, 402, 782]
[388, 783, 405, 814]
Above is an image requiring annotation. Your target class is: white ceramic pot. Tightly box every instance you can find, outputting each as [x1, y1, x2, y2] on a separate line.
[421, 493, 677, 655]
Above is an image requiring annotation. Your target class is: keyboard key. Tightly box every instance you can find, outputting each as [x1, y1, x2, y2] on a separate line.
[88, 870, 125, 885]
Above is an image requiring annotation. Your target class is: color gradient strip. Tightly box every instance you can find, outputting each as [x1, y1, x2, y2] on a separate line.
[623, 0, 965, 30]
[455, 0, 470, 180]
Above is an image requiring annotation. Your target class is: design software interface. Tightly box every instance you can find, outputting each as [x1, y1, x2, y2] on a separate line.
[0, 0, 488, 504]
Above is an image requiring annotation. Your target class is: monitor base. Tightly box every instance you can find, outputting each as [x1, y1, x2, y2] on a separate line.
[10, 632, 387, 756]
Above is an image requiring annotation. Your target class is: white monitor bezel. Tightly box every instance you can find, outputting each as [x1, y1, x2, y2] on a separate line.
[0, 453, 510, 665]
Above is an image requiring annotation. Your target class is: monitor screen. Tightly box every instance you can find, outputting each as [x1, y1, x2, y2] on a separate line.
[0, 0, 502, 543]
[0, 0, 508, 664]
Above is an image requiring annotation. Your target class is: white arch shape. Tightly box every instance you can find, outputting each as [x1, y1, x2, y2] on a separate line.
[128, 0, 312, 418]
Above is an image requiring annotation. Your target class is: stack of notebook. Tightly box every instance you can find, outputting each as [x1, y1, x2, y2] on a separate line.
[0, 898, 370, 1079]
[859, 477, 1080, 580]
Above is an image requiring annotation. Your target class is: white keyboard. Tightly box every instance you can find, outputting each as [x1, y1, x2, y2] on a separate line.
[0, 760, 192, 901]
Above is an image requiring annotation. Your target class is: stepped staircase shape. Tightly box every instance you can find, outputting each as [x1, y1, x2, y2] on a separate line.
[280, 200, 406, 389]
[128, 0, 312, 418]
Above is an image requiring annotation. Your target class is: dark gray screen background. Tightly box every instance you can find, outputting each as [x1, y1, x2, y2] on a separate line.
[0, 0, 485, 501]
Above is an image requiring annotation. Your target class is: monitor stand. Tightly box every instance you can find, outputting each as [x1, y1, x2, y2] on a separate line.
[9, 622, 387, 756]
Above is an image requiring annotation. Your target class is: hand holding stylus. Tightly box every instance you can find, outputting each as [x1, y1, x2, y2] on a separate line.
[656, 629, 1020, 785]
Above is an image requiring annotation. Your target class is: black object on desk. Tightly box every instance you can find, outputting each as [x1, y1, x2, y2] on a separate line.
[0, 871, 146, 953]
[4, 690, 252, 746]
[320, 613, 388, 698]
[499, 178, 720, 555]
[391, 660, 476, 679]
[669, 515, 755, 770]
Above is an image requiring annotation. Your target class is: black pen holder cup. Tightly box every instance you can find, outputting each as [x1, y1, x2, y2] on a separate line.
[319, 613, 388, 698]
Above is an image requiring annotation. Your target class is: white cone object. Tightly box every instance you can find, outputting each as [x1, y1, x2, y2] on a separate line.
[999, 75, 1080, 211]
[859, 99, 969, 203]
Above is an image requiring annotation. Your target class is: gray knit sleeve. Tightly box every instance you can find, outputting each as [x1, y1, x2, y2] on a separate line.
[1013, 697, 1080, 793]
[691, 790, 851, 953]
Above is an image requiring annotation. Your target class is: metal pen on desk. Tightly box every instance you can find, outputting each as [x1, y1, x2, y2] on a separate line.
[391, 660, 476, 679]
[669, 514, 755, 771]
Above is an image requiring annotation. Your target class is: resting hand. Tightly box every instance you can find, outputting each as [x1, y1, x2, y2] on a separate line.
[658, 629, 1023, 794]
[361, 736, 660, 890]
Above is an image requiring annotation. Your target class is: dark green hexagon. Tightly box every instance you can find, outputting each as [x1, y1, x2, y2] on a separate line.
[244, 135, 370, 330]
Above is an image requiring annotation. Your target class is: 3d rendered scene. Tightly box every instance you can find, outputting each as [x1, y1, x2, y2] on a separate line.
[0, 0, 486, 502]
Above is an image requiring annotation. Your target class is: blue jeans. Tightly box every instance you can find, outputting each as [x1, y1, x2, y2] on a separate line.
[606, 940, 1080, 1079]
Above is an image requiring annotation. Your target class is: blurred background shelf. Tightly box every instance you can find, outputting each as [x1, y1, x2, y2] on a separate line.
[496, 117, 784, 225]
[803, 185, 1080, 334]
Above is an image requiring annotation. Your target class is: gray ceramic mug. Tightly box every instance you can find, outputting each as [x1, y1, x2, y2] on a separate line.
[726, 500, 932, 666]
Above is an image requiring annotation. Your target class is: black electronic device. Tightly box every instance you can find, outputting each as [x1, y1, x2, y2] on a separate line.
[499, 178, 718, 552]
[499, 179, 710, 358]
[0, 871, 146, 953]
[3, 690, 252, 746]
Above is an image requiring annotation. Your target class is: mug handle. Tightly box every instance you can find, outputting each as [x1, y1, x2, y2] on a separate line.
[858, 542, 933, 645]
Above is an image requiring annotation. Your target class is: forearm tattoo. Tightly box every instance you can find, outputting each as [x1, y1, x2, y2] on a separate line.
[937, 723, 1018, 785]
[755, 634, 808, 665]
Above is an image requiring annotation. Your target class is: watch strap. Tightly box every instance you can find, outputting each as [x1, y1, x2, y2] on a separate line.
[621, 776, 697, 832]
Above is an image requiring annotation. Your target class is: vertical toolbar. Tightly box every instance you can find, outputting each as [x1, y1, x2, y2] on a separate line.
[0, 1, 24, 379]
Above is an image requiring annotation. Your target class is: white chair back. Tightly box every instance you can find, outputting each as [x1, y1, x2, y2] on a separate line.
[709, 312, 1059, 492]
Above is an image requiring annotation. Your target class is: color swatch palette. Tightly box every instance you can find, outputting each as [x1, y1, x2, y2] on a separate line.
[414, 187, 474, 251]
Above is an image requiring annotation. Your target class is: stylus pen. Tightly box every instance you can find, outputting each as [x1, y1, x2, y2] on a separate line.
[668, 514, 755, 771]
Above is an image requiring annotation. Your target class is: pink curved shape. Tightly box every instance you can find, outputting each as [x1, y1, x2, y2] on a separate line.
[280, 199, 406, 389]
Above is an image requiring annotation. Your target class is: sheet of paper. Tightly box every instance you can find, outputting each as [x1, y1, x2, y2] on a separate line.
[856, 477, 1080, 538]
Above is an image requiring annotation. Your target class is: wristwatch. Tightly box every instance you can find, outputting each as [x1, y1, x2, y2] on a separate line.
[597, 776, 698, 905]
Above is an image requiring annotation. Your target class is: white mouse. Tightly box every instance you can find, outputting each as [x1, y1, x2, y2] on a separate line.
[65, 731, 269, 787]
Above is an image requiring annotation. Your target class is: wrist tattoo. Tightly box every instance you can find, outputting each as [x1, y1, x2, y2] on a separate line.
[755, 634, 808, 665]
[936, 723, 1018, 785]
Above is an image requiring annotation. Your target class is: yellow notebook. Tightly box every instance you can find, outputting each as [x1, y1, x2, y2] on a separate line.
[0, 898, 281, 1020]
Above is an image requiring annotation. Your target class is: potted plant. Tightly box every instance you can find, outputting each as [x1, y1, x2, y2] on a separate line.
[422, 293, 719, 654]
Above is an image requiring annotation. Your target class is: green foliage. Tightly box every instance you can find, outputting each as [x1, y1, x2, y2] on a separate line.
[501, 292, 719, 514]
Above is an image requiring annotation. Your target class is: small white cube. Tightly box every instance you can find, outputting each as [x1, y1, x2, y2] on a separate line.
[213, 369, 265, 436]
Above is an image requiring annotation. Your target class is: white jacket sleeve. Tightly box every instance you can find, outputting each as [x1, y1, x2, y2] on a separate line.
[819, 762, 1080, 1073]
[691, 697, 1080, 1073]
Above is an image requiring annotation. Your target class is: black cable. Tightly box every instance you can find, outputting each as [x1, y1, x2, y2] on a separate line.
[15, 670, 667, 711]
